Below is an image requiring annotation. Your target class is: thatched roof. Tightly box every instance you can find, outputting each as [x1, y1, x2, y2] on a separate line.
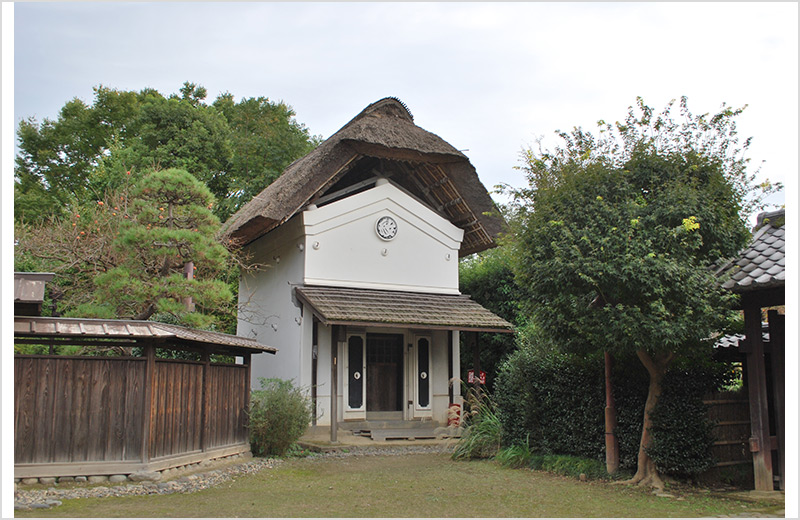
[220, 97, 505, 256]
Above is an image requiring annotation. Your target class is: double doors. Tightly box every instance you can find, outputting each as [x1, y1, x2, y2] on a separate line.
[345, 332, 431, 420]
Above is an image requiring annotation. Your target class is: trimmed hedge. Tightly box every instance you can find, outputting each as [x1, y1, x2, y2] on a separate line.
[494, 337, 730, 478]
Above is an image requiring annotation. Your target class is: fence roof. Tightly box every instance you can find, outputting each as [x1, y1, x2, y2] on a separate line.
[14, 316, 276, 355]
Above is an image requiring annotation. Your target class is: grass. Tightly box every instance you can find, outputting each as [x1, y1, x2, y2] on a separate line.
[17, 453, 782, 518]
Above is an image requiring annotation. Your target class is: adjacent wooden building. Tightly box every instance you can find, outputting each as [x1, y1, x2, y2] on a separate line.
[14, 273, 276, 480]
[716, 209, 785, 491]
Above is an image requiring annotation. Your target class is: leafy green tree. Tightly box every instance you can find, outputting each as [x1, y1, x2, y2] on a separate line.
[212, 94, 319, 220]
[505, 97, 776, 488]
[89, 168, 232, 328]
[14, 85, 142, 219]
[16, 169, 234, 331]
[15, 82, 318, 223]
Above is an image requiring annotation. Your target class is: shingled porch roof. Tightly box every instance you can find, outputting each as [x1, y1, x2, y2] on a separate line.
[295, 286, 513, 333]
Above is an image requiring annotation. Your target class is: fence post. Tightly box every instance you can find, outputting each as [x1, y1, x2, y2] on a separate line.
[141, 343, 156, 465]
[201, 351, 210, 453]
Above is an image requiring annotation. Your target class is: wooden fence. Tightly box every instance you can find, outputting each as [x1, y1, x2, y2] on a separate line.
[14, 348, 251, 478]
[702, 389, 753, 486]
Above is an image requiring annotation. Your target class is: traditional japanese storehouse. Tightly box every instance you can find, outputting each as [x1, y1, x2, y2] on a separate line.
[220, 98, 513, 438]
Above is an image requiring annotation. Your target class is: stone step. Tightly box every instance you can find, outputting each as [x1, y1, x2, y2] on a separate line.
[341, 420, 441, 432]
[370, 428, 439, 442]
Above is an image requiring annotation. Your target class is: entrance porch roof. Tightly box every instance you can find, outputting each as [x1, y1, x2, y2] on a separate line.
[295, 285, 513, 333]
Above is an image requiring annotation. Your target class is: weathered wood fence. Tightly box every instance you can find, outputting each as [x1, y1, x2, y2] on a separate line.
[702, 389, 753, 486]
[14, 348, 251, 479]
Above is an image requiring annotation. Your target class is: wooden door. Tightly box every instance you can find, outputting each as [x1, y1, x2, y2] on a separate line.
[366, 334, 404, 412]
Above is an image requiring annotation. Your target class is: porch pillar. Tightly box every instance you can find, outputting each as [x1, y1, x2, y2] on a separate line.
[743, 305, 773, 491]
[471, 331, 481, 391]
[330, 325, 342, 443]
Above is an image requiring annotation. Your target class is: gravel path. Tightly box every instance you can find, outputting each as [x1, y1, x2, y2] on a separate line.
[14, 444, 453, 511]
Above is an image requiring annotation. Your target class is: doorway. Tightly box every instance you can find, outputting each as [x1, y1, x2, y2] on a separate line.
[366, 333, 404, 419]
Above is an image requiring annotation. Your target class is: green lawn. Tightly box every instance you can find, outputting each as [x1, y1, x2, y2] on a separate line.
[17, 453, 782, 518]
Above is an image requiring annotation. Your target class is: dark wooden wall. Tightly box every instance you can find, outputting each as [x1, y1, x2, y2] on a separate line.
[15, 356, 146, 464]
[15, 353, 250, 468]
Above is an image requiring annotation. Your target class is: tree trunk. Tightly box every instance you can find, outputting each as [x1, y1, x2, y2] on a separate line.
[621, 349, 674, 490]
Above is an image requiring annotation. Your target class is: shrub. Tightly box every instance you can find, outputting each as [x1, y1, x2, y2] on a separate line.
[248, 378, 312, 457]
[646, 361, 724, 478]
[494, 339, 605, 461]
[452, 388, 502, 460]
[494, 334, 732, 479]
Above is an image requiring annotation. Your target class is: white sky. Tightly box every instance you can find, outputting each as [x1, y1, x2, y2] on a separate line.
[9, 2, 798, 214]
[3, 3, 798, 516]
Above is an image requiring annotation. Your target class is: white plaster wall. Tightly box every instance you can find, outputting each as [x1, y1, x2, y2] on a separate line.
[237, 218, 306, 389]
[303, 181, 464, 294]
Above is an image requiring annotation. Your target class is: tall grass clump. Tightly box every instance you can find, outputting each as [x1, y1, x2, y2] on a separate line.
[248, 378, 312, 457]
[452, 388, 502, 460]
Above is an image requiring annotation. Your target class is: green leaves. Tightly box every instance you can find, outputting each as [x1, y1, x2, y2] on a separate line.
[14, 83, 318, 224]
[507, 99, 750, 358]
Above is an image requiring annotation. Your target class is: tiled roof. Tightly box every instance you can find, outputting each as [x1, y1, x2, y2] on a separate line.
[295, 286, 513, 333]
[14, 316, 276, 354]
[713, 329, 769, 350]
[719, 209, 785, 292]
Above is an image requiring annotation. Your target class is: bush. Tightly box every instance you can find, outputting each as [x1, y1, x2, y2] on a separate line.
[646, 361, 724, 478]
[494, 339, 605, 461]
[494, 334, 732, 479]
[452, 388, 502, 460]
[248, 378, 312, 457]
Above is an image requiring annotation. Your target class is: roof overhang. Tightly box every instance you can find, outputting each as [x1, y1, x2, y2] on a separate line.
[295, 285, 514, 334]
[14, 316, 277, 356]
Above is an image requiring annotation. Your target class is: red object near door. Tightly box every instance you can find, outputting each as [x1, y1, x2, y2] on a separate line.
[447, 403, 461, 426]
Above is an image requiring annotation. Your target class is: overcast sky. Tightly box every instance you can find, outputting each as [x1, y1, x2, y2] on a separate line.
[10, 2, 797, 215]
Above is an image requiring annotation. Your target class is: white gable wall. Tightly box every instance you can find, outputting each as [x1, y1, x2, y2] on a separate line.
[302, 180, 464, 294]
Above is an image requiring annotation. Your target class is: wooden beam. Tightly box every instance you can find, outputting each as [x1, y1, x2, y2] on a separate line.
[738, 288, 785, 310]
[744, 306, 773, 490]
[768, 310, 785, 491]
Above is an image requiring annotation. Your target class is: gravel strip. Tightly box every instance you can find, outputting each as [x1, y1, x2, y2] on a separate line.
[14, 444, 454, 511]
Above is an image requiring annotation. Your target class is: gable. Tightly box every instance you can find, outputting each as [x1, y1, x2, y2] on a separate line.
[302, 180, 463, 294]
